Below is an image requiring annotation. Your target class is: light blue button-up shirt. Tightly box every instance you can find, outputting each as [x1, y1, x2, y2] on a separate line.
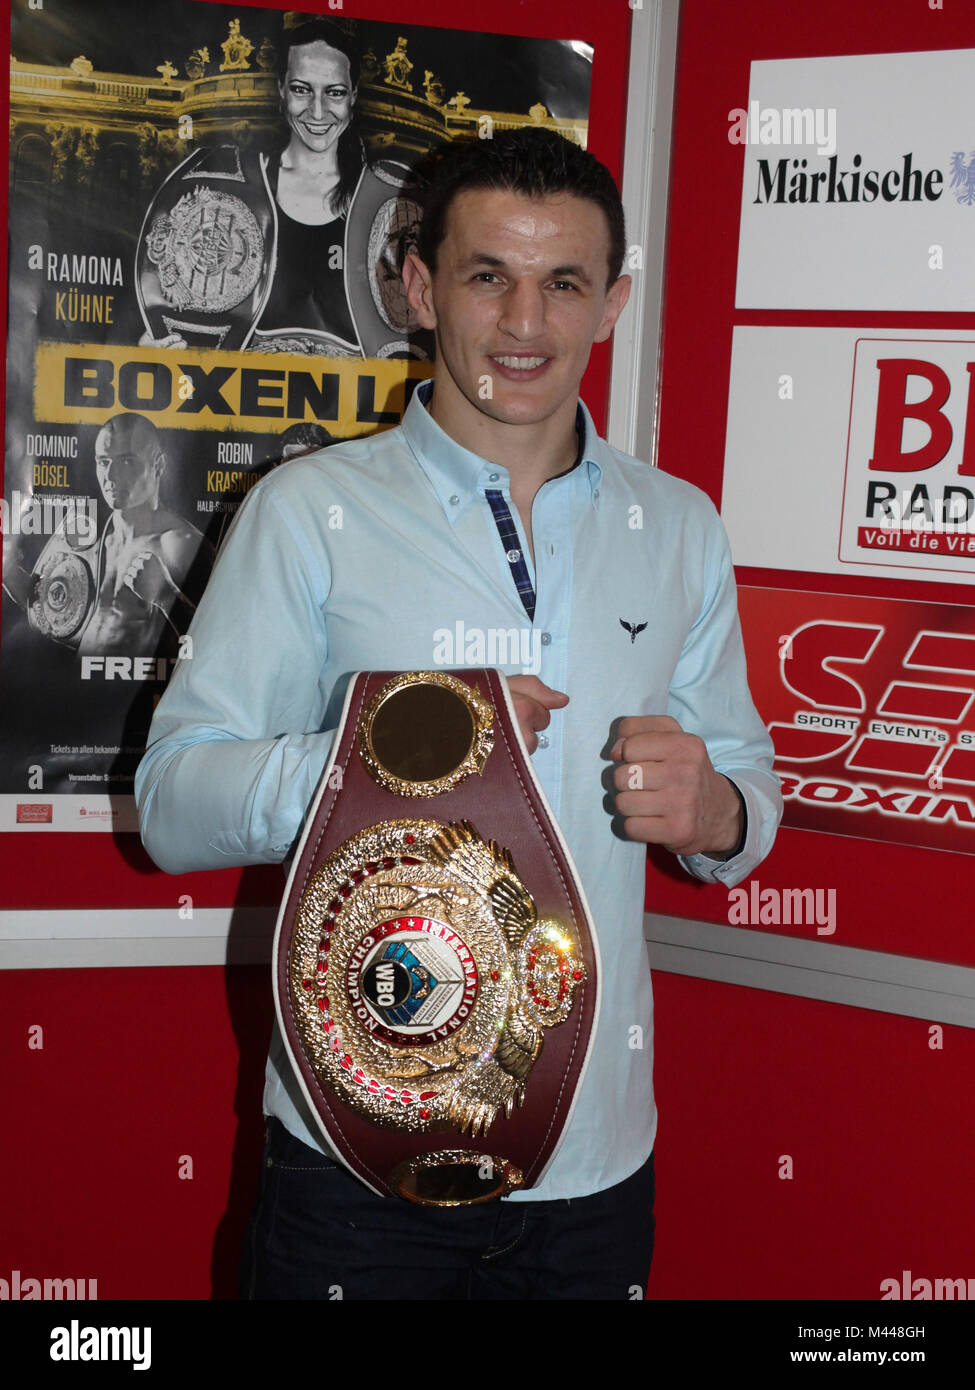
[136, 381, 781, 1200]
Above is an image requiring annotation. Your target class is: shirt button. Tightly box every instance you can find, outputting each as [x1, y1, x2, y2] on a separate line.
[540, 632, 552, 645]
[536, 734, 549, 749]
[593, 489, 600, 500]
[488, 472, 500, 482]
[506, 548, 521, 562]
[449, 494, 460, 506]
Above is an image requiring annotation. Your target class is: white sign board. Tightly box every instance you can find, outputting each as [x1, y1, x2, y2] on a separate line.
[734, 49, 975, 311]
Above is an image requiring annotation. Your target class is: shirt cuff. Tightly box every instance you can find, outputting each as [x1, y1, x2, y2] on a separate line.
[678, 778, 750, 885]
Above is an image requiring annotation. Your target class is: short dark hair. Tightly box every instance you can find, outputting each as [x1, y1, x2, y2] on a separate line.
[416, 127, 626, 285]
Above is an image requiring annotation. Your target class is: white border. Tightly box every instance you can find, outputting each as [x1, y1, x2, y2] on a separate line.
[5, 905, 973, 1032]
[645, 914, 975, 1028]
[269, 676, 367, 1187]
[607, 0, 679, 463]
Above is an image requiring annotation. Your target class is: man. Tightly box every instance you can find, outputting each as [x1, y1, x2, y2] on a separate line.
[79, 412, 208, 657]
[136, 128, 781, 1300]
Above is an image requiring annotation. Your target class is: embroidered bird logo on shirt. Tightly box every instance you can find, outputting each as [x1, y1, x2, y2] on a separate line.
[620, 619, 648, 644]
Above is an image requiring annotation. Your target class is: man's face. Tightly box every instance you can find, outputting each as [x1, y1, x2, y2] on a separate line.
[405, 188, 630, 432]
[95, 429, 161, 511]
[280, 42, 355, 155]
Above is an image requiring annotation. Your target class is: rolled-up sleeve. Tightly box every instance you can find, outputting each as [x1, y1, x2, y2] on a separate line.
[135, 481, 334, 873]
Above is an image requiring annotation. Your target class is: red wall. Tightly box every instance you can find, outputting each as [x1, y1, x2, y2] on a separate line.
[5, 962, 971, 1299]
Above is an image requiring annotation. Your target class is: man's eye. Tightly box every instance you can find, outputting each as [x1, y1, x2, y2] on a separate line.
[551, 280, 578, 291]
[473, 272, 500, 283]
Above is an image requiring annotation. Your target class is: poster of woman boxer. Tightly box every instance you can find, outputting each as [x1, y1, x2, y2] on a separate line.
[1, 0, 592, 830]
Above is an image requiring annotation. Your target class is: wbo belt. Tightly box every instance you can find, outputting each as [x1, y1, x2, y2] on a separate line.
[273, 670, 599, 1206]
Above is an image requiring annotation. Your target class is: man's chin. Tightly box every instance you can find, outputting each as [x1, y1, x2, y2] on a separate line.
[471, 395, 567, 429]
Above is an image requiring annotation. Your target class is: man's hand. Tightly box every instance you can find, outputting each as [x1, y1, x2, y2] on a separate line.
[610, 714, 743, 857]
[121, 550, 178, 610]
[505, 675, 569, 754]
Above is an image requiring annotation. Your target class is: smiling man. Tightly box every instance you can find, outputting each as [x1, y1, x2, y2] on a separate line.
[136, 128, 781, 1300]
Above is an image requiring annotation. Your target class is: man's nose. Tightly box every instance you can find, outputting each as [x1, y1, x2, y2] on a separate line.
[498, 279, 545, 339]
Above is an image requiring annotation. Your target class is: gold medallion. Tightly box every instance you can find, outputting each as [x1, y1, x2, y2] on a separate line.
[357, 671, 494, 798]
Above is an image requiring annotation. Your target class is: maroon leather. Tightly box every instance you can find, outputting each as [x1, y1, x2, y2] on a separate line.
[275, 669, 597, 1198]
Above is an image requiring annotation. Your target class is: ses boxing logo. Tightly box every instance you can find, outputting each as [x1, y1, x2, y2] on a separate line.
[839, 339, 975, 577]
[738, 588, 975, 859]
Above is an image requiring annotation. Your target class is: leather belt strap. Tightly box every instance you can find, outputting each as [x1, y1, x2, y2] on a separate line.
[273, 669, 599, 1204]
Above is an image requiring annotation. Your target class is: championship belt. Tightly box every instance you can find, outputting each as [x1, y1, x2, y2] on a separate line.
[27, 523, 102, 646]
[136, 145, 277, 351]
[273, 670, 599, 1205]
[344, 160, 434, 361]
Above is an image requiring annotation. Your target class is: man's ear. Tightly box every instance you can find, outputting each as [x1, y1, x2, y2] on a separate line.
[593, 273, 632, 345]
[402, 251, 437, 331]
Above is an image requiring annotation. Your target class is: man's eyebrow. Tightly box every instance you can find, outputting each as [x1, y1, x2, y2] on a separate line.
[458, 253, 506, 271]
[459, 253, 594, 285]
[549, 263, 593, 285]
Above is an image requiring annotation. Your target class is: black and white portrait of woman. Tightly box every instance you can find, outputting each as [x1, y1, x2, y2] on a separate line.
[137, 18, 428, 359]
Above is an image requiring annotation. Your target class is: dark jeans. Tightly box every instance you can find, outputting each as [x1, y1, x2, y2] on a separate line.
[241, 1117, 655, 1300]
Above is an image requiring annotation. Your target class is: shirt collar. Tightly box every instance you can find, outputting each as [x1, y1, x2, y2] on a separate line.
[401, 379, 604, 523]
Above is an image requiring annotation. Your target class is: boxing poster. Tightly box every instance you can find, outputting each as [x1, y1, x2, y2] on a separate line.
[0, 0, 592, 831]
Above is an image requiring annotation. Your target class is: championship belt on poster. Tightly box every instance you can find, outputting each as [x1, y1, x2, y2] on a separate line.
[344, 159, 434, 360]
[273, 670, 599, 1205]
[136, 145, 277, 351]
[26, 524, 102, 646]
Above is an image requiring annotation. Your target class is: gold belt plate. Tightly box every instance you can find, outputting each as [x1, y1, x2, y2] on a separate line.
[287, 818, 585, 1138]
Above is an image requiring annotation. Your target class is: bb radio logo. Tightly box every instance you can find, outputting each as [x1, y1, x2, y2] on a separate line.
[840, 338, 975, 576]
[740, 588, 975, 856]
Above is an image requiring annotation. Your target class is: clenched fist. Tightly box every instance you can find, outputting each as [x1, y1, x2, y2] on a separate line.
[610, 714, 743, 857]
[121, 550, 177, 610]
